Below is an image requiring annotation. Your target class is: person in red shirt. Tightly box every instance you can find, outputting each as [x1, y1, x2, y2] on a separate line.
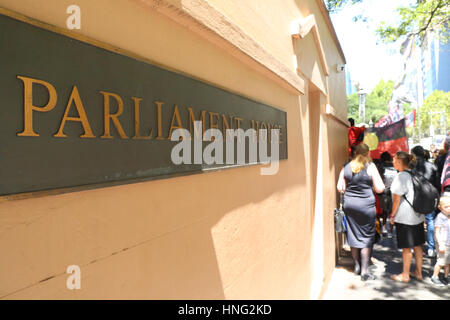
[348, 118, 366, 158]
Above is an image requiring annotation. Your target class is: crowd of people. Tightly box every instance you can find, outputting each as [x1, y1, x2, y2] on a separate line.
[337, 119, 450, 286]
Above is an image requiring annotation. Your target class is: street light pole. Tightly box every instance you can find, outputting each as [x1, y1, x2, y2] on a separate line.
[358, 89, 367, 124]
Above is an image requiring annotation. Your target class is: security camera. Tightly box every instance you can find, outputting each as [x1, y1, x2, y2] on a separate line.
[336, 64, 345, 72]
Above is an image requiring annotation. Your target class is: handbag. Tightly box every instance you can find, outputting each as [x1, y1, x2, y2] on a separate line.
[334, 193, 347, 233]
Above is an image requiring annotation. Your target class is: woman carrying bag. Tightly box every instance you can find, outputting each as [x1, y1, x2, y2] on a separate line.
[337, 143, 385, 281]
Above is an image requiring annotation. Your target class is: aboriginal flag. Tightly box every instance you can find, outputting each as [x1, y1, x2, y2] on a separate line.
[364, 119, 409, 159]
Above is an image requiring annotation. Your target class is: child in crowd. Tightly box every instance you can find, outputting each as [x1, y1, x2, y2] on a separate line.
[431, 194, 450, 286]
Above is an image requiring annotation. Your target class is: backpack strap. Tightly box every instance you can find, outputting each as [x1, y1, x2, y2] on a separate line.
[402, 170, 414, 209]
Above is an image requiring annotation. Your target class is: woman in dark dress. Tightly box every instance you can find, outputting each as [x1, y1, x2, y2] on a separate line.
[337, 143, 385, 281]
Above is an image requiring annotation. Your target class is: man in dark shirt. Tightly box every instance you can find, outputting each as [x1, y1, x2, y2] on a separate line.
[411, 145, 439, 257]
[435, 135, 450, 193]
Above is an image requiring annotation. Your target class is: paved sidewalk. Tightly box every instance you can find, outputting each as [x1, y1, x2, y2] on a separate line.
[322, 233, 450, 300]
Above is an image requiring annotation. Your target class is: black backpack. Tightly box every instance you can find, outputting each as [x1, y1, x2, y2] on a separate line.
[403, 170, 440, 214]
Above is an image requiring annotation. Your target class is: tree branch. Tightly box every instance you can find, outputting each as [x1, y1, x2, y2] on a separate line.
[413, 0, 444, 36]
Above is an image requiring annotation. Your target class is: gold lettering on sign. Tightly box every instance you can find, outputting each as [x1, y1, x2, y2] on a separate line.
[17, 75, 58, 137]
[267, 123, 273, 143]
[188, 107, 206, 139]
[99, 91, 128, 139]
[209, 112, 219, 130]
[250, 120, 260, 143]
[54, 86, 95, 138]
[260, 122, 267, 142]
[167, 105, 184, 140]
[228, 115, 235, 132]
[155, 101, 165, 140]
[222, 114, 233, 139]
[234, 117, 243, 142]
[235, 117, 243, 129]
[132, 97, 152, 140]
[279, 125, 284, 144]
[14, 75, 286, 145]
[221, 114, 230, 131]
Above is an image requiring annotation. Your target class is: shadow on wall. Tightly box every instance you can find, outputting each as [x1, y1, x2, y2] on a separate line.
[325, 113, 348, 193]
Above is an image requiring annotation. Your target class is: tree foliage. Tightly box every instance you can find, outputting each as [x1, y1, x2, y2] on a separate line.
[325, 0, 363, 13]
[326, 0, 450, 44]
[418, 90, 450, 136]
[376, 0, 450, 44]
[347, 93, 359, 121]
[347, 80, 395, 124]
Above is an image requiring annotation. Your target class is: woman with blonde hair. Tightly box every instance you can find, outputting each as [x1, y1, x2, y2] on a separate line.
[389, 151, 425, 282]
[337, 143, 385, 281]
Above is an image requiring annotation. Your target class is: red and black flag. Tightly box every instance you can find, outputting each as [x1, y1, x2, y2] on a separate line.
[364, 118, 409, 159]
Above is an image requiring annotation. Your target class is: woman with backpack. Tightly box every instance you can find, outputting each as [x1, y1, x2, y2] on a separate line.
[389, 151, 425, 283]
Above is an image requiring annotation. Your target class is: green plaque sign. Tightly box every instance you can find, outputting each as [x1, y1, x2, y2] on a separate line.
[0, 12, 287, 196]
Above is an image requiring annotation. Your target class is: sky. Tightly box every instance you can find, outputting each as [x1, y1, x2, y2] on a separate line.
[330, 0, 415, 92]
